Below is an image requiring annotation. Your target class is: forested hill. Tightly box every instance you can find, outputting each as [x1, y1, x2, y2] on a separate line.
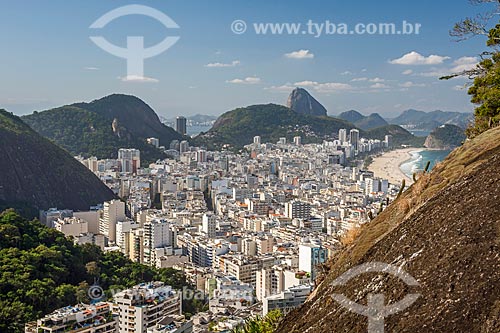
[22, 94, 185, 164]
[0, 210, 193, 332]
[0, 109, 116, 217]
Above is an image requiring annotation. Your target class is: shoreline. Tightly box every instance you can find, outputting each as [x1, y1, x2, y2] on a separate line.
[367, 148, 417, 185]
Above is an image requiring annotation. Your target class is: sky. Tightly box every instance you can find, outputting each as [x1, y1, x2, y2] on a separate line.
[0, 0, 495, 118]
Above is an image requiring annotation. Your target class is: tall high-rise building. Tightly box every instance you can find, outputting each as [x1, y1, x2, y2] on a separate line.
[298, 243, 328, 281]
[285, 200, 311, 219]
[293, 136, 302, 146]
[118, 148, 140, 173]
[349, 129, 360, 151]
[111, 282, 181, 333]
[143, 219, 176, 265]
[196, 150, 207, 163]
[99, 199, 126, 243]
[179, 140, 189, 153]
[385, 134, 393, 148]
[175, 116, 187, 135]
[253, 136, 261, 145]
[202, 213, 217, 238]
[338, 128, 347, 144]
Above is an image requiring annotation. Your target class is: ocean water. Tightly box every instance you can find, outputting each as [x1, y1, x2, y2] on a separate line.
[187, 125, 212, 136]
[400, 149, 452, 178]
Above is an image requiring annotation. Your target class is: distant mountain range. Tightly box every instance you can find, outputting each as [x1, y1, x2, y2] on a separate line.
[0, 109, 116, 217]
[337, 110, 389, 130]
[388, 109, 472, 130]
[22, 94, 185, 164]
[194, 88, 424, 149]
[161, 114, 218, 127]
[193, 104, 356, 149]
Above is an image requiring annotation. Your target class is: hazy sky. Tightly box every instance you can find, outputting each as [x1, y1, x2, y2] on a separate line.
[0, 0, 492, 118]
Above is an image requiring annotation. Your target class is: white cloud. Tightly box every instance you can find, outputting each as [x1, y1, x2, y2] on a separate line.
[417, 56, 478, 77]
[292, 80, 352, 92]
[284, 49, 314, 59]
[402, 69, 413, 75]
[340, 71, 352, 75]
[351, 77, 384, 82]
[266, 84, 295, 92]
[389, 51, 450, 65]
[399, 81, 426, 88]
[361, 68, 367, 72]
[351, 77, 368, 82]
[120, 75, 159, 83]
[84, 66, 99, 70]
[205, 60, 240, 68]
[227, 77, 261, 84]
[370, 83, 389, 89]
[294, 80, 318, 87]
[450, 56, 478, 73]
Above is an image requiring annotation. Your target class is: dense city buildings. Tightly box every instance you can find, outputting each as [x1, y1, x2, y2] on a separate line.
[51, 130, 398, 330]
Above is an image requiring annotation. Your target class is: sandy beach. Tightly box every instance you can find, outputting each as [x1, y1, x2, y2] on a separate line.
[368, 148, 416, 185]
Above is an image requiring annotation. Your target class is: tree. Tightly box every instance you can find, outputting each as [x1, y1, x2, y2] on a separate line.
[441, 0, 500, 137]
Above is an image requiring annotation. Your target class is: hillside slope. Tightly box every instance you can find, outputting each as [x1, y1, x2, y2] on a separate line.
[338, 110, 389, 130]
[22, 94, 184, 164]
[424, 124, 466, 149]
[277, 126, 500, 333]
[194, 104, 355, 149]
[0, 110, 116, 217]
[194, 104, 423, 149]
[390, 109, 472, 130]
[287, 87, 328, 116]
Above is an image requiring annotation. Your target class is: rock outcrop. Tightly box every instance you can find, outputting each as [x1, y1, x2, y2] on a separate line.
[287, 88, 328, 116]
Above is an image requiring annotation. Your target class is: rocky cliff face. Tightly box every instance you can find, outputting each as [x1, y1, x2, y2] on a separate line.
[276, 126, 500, 333]
[424, 124, 466, 149]
[287, 88, 328, 116]
[0, 110, 116, 217]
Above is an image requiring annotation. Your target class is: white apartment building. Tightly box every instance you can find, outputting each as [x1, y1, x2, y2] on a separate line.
[25, 302, 117, 333]
[54, 217, 88, 237]
[201, 213, 217, 238]
[262, 284, 312, 316]
[100, 200, 126, 243]
[111, 282, 181, 333]
[144, 219, 177, 265]
[118, 148, 141, 173]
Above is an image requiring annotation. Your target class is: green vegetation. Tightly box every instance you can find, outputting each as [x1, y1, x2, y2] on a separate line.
[22, 94, 184, 165]
[230, 310, 283, 333]
[0, 210, 195, 332]
[364, 124, 425, 147]
[194, 104, 423, 149]
[194, 104, 355, 149]
[440, 1, 500, 137]
[424, 124, 466, 149]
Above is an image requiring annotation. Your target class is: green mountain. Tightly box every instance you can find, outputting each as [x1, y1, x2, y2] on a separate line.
[277, 125, 500, 333]
[365, 124, 425, 146]
[424, 124, 466, 149]
[194, 104, 424, 149]
[337, 110, 366, 123]
[22, 94, 184, 164]
[0, 110, 116, 217]
[338, 110, 389, 130]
